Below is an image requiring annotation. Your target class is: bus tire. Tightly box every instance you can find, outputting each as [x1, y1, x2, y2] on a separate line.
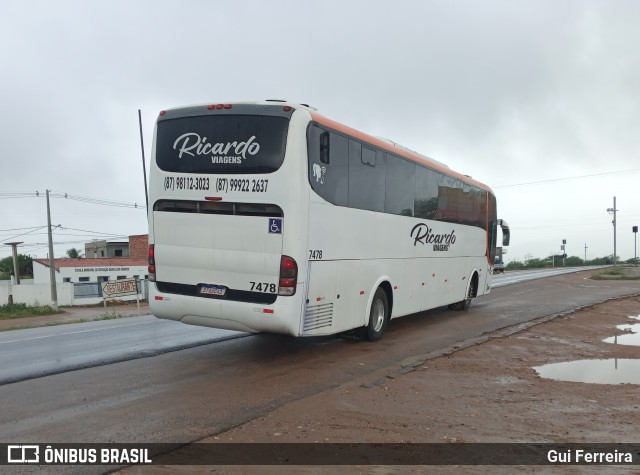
[361, 287, 389, 341]
[449, 277, 475, 311]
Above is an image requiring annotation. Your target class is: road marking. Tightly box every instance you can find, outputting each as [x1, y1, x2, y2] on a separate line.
[0, 320, 160, 345]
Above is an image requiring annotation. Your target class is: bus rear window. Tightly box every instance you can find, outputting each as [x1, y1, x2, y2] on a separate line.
[156, 115, 289, 174]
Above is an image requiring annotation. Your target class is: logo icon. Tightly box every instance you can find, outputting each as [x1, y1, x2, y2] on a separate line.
[269, 218, 282, 234]
[8, 445, 40, 463]
[312, 163, 325, 184]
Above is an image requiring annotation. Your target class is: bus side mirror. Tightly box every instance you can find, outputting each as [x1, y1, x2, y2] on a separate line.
[498, 219, 510, 246]
[320, 131, 330, 164]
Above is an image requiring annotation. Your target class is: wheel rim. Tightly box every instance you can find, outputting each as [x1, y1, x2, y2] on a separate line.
[372, 298, 385, 332]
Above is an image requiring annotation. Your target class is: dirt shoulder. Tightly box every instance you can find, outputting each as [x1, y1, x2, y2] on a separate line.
[132, 294, 640, 473]
[212, 295, 640, 444]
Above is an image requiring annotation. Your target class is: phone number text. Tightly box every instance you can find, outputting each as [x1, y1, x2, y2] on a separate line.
[215, 178, 269, 193]
[164, 176, 210, 191]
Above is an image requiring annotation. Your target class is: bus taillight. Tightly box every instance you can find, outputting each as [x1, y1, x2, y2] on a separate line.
[278, 255, 297, 296]
[148, 244, 156, 282]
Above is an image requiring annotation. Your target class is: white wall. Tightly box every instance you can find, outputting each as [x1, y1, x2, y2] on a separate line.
[33, 261, 52, 284]
[0, 281, 148, 307]
[0, 282, 74, 306]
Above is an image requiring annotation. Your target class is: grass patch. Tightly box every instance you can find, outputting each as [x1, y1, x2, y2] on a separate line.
[590, 266, 640, 280]
[0, 303, 60, 320]
[95, 311, 122, 320]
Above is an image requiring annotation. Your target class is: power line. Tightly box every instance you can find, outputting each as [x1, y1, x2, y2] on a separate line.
[494, 168, 640, 189]
[0, 192, 36, 199]
[0, 223, 133, 257]
[0, 225, 47, 232]
[0, 225, 51, 244]
[50, 192, 146, 209]
[62, 227, 128, 237]
[0, 191, 146, 210]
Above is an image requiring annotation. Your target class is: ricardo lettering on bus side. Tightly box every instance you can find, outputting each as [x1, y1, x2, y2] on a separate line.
[173, 133, 261, 164]
[410, 223, 457, 251]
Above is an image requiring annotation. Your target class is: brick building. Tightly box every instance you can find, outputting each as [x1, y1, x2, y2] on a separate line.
[32, 234, 150, 284]
[84, 235, 148, 259]
[128, 234, 149, 259]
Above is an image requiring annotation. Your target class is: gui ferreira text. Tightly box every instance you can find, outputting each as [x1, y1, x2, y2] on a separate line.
[548, 448, 633, 464]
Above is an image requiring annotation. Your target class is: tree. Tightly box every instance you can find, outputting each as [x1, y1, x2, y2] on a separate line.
[66, 248, 84, 258]
[0, 254, 33, 279]
[565, 256, 584, 266]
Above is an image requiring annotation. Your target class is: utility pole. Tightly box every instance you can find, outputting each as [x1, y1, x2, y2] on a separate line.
[607, 197, 618, 266]
[4, 242, 23, 284]
[46, 190, 58, 311]
[138, 109, 149, 210]
[634, 226, 638, 265]
[584, 243, 588, 265]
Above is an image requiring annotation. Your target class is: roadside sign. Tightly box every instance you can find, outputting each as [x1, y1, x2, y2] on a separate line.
[101, 279, 138, 298]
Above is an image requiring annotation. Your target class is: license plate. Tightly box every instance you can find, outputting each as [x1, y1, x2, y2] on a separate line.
[198, 284, 226, 297]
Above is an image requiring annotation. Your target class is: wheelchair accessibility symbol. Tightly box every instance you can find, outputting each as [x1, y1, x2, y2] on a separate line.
[268, 218, 282, 234]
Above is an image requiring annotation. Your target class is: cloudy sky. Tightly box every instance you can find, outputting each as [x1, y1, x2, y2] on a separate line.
[1, 0, 639, 264]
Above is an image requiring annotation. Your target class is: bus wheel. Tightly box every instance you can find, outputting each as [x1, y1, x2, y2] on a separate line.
[449, 281, 473, 311]
[361, 287, 389, 341]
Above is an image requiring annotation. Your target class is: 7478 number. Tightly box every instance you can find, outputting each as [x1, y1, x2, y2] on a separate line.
[250, 282, 276, 293]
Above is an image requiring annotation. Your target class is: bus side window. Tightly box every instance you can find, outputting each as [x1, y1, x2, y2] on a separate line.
[385, 154, 415, 217]
[348, 140, 385, 212]
[475, 189, 487, 229]
[438, 175, 462, 223]
[415, 166, 440, 220]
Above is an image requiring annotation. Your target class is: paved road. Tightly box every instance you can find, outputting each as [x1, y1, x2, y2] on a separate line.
[0, 266, 607, 385]
[0, 316, 244, 385]
[491, 266, 605, 288]
[0, 267, 636, 475]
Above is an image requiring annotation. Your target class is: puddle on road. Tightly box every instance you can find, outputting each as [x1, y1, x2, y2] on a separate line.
[534, 315, 640, 385]
[534, 359, 640, 385]
[602, 314, 640, 347]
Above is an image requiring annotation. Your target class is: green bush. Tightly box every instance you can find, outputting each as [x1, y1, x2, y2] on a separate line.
[0, 303, 58, 320]
[590, 266, 640, 280]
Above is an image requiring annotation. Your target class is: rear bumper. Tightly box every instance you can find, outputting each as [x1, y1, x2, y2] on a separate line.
[149, 284, 302, 336]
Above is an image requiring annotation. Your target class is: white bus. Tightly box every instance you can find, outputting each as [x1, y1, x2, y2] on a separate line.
[148, 100, 510, 341]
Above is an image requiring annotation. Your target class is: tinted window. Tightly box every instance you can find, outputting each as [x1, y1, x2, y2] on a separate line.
[307, 124, 489, 230]
[308, 126, 349, 206]
[156, 115, 289, 174]
[487, 193, 498, 261]
[348, 141, 385, 212]
[459, 184, 475, 226]
[438, 175, 462, 223]
[414, 166, 440, 220]
[385, 154, 415, 216]
[474, 189, 487, 229]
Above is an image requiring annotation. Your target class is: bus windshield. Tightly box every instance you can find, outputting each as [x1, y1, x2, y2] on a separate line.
[156, 114, 289, 174]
